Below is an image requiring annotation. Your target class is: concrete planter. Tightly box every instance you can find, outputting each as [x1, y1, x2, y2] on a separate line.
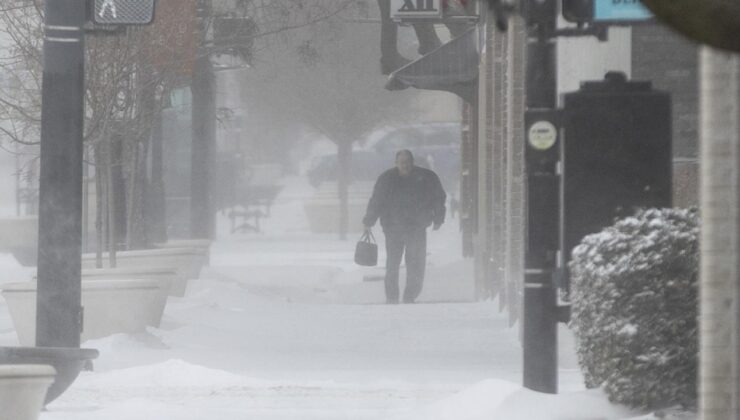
[153, 239, 211, 251]
[81, 266, 176, 299]
[0, 364, 55, 420]
[81, 247, 208, 296]
[0, 216, 38, 266]
[153, 239, 211, 261]
[1, 279, 165, 346]
[0, 347, 98, 404]
[304, 182, 373, 234]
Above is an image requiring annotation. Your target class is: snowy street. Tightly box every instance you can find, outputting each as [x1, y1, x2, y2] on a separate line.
[0, 178, 640, 419]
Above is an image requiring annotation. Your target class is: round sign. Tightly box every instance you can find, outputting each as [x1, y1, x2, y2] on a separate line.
[528, 121, 557, 151]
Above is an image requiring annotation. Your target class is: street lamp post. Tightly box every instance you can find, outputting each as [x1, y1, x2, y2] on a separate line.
[36, 0, 87, 348]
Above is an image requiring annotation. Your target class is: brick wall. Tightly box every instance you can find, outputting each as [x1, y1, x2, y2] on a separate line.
[632, 25, 699, 159]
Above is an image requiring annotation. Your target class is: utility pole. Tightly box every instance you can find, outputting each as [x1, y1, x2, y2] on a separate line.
[522, 0, 559, 393]
[191, 0, 216, 240]
[36, 0, 86, 348]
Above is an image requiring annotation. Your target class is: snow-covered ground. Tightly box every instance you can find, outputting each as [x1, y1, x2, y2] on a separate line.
[0, 176, 668, 419]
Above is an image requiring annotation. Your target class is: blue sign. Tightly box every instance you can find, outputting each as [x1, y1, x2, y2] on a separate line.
[594, 0, 653, 21]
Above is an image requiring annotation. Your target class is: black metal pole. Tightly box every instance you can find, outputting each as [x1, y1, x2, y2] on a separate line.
[522, 0, 559, 393]
[36, 0, 86, 348]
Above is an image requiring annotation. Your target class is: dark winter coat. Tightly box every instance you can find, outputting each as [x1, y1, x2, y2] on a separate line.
[363, 166, 446, 232]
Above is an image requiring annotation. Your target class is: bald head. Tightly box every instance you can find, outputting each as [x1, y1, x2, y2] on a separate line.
[395, 149, 414, 176]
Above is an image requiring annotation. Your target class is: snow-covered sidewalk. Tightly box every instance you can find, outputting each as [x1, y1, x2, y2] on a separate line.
[0, 177, 652, 419]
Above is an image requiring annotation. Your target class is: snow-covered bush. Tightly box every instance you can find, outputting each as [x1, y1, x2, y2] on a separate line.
[569, 208, 699, 409]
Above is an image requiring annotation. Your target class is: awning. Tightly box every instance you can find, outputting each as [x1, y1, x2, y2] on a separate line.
[386, 26, 479, 103]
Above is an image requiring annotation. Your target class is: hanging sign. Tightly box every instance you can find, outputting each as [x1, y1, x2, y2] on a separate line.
[390, 0, 443, 20]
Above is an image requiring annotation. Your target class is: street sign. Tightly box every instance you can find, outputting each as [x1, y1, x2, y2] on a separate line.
[92, 0, 156, 25]
[390, 0, 442, 20]
[593, 0, 652, 22]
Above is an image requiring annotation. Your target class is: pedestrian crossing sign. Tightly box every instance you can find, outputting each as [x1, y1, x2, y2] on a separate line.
[92, 0, 156, 25]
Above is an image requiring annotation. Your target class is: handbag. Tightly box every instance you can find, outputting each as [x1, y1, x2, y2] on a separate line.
[354, 230, 378, 266]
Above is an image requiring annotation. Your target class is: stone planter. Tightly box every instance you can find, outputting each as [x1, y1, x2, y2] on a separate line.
[81, 247, 208, 296]
[0, 364, 55, 419]
[153, 239, 211, 251]
[304, 182, 373, 234]
[0, 216, 38, 266]
[153, 239, 211, 260]
[1, 279, 165, 346]
[0, 347, 98, 404]
[81, 266, 177, 299]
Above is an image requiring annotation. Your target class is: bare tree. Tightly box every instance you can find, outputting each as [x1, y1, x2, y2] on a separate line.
[189, 0, 357, 239]
[0, 0, 361, 250]
[243, 17, 418, 239]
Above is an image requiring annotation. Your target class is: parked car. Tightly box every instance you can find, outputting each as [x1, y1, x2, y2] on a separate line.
[306, 123, 462, 191]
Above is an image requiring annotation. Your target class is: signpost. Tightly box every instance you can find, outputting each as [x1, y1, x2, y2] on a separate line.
[522, 0, 560, 393]
[36, 0, 87, 349]
[521, 0, 654, 395]
[390, 0, 443, 20]
[36, 0, 156, 348]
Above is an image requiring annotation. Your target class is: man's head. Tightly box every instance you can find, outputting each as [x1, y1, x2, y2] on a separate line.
[395, 149, 414, 176]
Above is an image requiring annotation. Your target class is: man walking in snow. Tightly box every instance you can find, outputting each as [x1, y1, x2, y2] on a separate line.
[363, 149, 446, 304]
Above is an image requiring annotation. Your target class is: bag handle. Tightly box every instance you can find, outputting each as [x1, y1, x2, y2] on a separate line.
[361, 229, 376, 243]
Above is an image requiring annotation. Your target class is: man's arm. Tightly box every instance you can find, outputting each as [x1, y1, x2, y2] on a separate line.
[363, 173, 386, 228]
[430, 172, 446, 229]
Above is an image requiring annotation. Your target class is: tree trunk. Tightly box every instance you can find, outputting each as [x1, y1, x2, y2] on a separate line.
[94, 143, 105, 269]
[107, 136, 118, 267]
[190, 1, 216, 240]
[336, 141, 352, 240]
[126, 83, 155, 249]
[147, 103, 168, 244]
[81, 147, 89, 253]
[125, 140, 148, 249]
[190, 53, 216, 240]
[103, 131, 127, 266]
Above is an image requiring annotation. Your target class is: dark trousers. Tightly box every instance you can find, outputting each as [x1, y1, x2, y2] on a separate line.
[384, 227, 427, 303]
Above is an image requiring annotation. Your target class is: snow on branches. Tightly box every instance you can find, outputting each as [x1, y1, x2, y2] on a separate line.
[569, 208, 699, 409]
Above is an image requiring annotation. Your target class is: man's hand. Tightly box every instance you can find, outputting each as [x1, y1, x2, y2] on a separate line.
[433, 222, 442, 231]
